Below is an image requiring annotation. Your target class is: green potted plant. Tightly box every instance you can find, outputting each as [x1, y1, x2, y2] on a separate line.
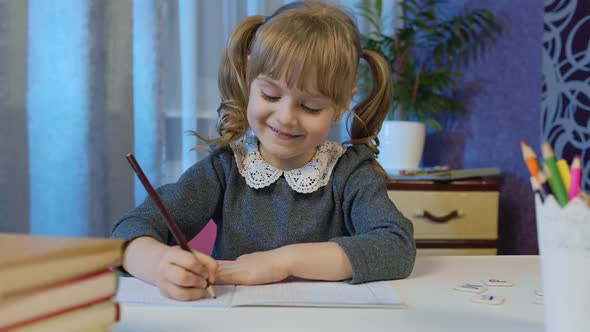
[356, 0, 500, 171]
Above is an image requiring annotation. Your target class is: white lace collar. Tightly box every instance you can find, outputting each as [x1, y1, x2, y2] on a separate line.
[230, 134, 346, 193]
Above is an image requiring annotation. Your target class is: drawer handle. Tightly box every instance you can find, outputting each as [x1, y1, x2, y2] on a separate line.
[413, 209, 464, 223]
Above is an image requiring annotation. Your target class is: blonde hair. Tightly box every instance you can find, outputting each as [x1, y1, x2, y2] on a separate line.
[193, 1, 392, 177]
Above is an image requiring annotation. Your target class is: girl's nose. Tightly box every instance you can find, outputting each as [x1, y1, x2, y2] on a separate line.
[275, 102, 298, 126]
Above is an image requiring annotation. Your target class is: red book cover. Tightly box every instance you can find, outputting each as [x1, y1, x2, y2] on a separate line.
[0, 269, 119, 331]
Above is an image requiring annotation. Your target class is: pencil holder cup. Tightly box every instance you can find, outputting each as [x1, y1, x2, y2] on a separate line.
[535, 195, 590, 332]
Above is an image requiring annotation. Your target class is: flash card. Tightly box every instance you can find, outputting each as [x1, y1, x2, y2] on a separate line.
[482, 278, 513, 287]
[471, 294, 505, 305]
[454, 283, 487, 293]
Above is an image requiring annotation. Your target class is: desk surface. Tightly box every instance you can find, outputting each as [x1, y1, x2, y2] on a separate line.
[113, 255, 544, 332]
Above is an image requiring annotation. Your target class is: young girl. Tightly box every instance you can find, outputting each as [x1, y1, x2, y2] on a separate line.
[112, 0, 415, 301]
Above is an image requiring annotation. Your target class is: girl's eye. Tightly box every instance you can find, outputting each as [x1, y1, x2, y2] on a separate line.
[261, 92, 280, 102]
[302, 105, 322, 114]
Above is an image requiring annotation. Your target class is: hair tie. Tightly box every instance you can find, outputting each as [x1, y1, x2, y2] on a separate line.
[264, 15, 271, 23]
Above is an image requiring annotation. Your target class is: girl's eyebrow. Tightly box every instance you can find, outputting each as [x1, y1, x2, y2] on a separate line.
[257, 77, 281, 88]
[257, 77, 329, 101]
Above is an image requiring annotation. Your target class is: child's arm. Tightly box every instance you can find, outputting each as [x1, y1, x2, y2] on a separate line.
[112, 153, 228, 252]
[216, 158, 415, 286]
[112, 153, 229, 299]
[123, 236, 218, 301]
[215, 242, 351, 285]
[281, 242, 353, 280]
[331, 161, 416, 283]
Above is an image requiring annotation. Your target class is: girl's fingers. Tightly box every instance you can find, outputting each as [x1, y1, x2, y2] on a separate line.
[168, 248, 210, 280]
[192, 250, 219, 283]
[159, 281, 208, 301]
[163, 263, 208, 288]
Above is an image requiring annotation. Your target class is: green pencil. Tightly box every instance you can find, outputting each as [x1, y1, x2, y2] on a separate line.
[541, 142, 568, 207]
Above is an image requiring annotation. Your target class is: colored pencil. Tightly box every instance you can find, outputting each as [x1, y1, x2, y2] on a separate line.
[556, 159, 571, 192]
[520, 141, 540, 177]
[125, 154, 216, 299]
[530, 175, 547, 202]
[536, 171, 552, 196]
[568, 156, 581, 201]
[541, 142, 568, 207]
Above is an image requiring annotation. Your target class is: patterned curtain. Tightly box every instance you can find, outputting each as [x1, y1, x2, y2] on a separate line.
[543, 0, 590, 192]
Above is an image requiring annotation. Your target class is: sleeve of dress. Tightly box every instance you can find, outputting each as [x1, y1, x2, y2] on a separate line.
[331, 162, 416, 284]
[111, 152, 227, 246]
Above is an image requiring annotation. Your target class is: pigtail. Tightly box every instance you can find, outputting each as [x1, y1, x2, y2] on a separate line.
[347, 49, 393, 178]
[192, 15, 265, 148]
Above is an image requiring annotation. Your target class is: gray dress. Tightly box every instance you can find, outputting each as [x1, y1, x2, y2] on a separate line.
[112, 138, 416, 283]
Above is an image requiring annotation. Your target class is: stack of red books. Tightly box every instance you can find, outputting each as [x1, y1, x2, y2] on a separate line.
[0, 233, 123, 332]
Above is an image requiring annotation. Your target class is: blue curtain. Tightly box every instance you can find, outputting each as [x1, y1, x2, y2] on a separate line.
[0, 0, 367, 237]
[27, 0, 94, 235]
[132, 0, 166, 206]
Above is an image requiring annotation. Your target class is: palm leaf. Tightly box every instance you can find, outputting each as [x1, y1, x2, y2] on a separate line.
[356, 0, 500, 129]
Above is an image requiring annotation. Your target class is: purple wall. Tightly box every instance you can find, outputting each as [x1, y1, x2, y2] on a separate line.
[422, 0, 544, 254]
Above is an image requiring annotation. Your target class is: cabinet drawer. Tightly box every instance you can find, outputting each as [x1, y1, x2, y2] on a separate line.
[388, 190, 499, 240]
[417, 248, 497, 256]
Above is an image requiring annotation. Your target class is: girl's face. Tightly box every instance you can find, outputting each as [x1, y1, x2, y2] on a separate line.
[247, 75, 341, 171]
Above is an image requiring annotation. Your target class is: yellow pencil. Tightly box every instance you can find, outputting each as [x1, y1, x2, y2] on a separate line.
[556, 159, 571, 192]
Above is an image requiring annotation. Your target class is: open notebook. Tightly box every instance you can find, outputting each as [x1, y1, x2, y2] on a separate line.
[116, 277, 405, 309]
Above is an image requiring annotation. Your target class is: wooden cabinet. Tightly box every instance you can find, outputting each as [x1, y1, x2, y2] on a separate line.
[387, 178, 499, 256]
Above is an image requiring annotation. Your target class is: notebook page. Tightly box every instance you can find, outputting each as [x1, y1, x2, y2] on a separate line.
[116, 277, 234, 307]
[231, 281, 405, 308]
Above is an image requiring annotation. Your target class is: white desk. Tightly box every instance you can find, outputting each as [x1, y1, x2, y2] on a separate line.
[113, 256, 544, 332]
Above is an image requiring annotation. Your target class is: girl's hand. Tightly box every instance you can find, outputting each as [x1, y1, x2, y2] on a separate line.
[155, 246, 218, 301]
[215, 249, 290, 285]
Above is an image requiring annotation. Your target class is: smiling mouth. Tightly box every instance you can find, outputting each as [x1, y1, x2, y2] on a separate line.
[268, 126, 301, 139]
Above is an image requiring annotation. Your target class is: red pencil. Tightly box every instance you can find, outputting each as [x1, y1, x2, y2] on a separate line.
[125, 153, 216, 299]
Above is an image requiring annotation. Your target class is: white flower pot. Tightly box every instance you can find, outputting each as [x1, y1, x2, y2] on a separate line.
[377, 120, 425, 172]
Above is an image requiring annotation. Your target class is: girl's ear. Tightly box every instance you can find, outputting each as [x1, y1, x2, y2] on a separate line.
[346, 86, 358, 107]
[333, 108, 345, 122]
[334, 86, 358, 121]
[350, 86, 358, 101]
